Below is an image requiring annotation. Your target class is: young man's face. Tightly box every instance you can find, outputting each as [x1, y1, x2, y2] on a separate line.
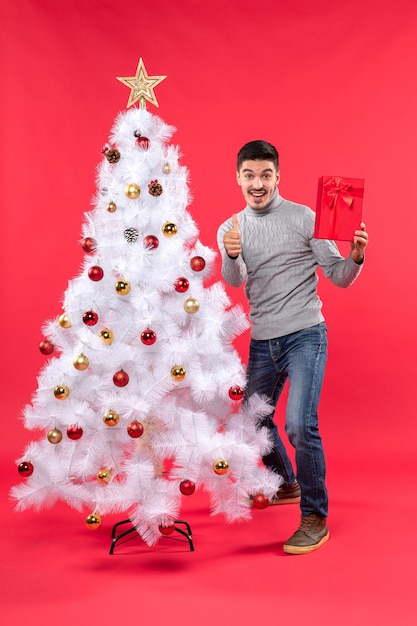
[237, 159, 280, 210]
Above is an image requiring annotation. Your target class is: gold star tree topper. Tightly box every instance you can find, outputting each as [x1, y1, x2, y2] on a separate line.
[117, 58, 167, 109]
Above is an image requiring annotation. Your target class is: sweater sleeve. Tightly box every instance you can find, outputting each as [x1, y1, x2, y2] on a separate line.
[216, 218, 248, 287]
[310, 237, 363, 287]
[299, 205, 362, 287]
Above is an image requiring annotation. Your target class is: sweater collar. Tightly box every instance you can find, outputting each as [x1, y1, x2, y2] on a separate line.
[244, 189, 284, 216]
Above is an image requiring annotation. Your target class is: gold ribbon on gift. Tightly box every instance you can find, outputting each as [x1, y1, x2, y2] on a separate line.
[323, 176, 354, 210]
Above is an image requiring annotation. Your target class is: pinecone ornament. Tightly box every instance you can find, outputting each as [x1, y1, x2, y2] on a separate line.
[123, 227, 139, 243]
[148, 179, 163, 196]
[105, 148, 121, 164]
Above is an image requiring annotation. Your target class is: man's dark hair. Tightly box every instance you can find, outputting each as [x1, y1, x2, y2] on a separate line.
[237, 140, 279, 171]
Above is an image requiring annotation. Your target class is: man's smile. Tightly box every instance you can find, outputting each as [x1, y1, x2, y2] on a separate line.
[250, 189, 266, 197]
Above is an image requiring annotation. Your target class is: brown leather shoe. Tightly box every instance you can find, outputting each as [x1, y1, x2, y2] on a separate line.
[269, 480, 301, 505]
[283, 514, 329, 554]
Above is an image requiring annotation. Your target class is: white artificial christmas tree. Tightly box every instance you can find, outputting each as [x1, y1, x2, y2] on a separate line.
[12, 60, 282, 547]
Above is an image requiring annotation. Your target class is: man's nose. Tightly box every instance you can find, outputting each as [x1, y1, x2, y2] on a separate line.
[252, 177, 263, 188]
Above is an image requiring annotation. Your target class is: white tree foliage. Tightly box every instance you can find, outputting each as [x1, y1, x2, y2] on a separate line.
[11, 107, 281, 546]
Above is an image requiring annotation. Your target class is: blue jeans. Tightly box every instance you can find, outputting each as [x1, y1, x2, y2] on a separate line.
[246, 323, 328, 518]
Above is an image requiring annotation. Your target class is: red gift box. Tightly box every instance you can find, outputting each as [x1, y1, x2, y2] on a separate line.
[314, 175, 365, 241]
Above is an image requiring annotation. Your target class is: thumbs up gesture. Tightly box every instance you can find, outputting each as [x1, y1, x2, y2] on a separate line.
[223, 214, 242, 258]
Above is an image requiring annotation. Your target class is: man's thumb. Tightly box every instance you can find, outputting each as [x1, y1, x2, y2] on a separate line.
[232, 214, 240, 232]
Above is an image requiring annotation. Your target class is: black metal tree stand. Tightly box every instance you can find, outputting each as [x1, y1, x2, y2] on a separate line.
[109, 519, 194, 554]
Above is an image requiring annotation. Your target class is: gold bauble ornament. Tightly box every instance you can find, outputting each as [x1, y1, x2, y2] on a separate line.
[213, 459, 229, 475]
[85, 513, 102, 530]
[183, 297, 199, 314]
[99, 328, 114, 344]
[54, 385, 70, 400]
[58, 313, 71, 328]
[162, 221, 178, 237]
[162, 162, 172, 174]
[73, 353, 90, 370]
[47, 428, 63, 444]
[103, 409, 119, 427]
[170, 365, 186, 381]
[125, 183, 140, 199]
[107, 201, 117, 213]
[97, 468, 112, 484]
[115, 279, 131, 295]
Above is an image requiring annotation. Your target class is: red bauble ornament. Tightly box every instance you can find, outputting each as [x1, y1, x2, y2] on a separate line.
[159, 522, 175, 536]
[143, 235, 159, 250]
[141, 329, 157, 345]
[252, 494, 269, 509]
[190, 256, 206, 272]
[39, 339, 54, 355]
[127, 421, 144, 438]
[83, 310, 99, 326]
[174, 277, 189, 293]
[179, 479, 196, 496]
[88, 265, 104, 281]
[135, 136, 151, 150]
[113, 369, 129, 387]
[81, 237, 96, 253]
[228, 385, 244, 401]
[17, 461, 34, 477]
[67, 425, 83, 440]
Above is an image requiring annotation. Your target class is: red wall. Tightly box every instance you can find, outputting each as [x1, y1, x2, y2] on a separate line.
[1, 0, 416, 468]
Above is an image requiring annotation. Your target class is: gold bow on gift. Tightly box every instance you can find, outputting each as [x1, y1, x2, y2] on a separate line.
[323, 176, 354, 209]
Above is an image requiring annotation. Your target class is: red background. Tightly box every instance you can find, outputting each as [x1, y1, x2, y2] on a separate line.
[1, 1, 416, 624]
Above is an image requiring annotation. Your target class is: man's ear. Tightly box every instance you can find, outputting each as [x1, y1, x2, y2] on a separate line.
[276, 171, 280, 186]
[236, 171, 241, 186]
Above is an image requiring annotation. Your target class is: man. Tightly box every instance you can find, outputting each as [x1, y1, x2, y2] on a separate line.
[217, 140, 368, 555]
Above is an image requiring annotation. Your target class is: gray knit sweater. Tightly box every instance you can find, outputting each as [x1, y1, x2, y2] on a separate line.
[217, 190, 363, 340]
